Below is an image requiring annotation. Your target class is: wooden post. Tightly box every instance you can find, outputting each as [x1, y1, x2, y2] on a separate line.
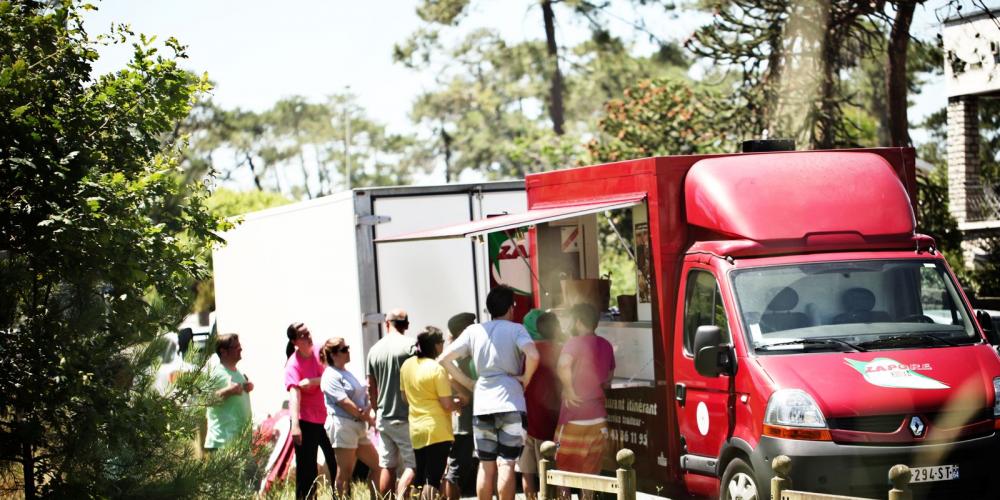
[540, 440, 558, 500]
[888, 464, 912, 500]
[771, 455, 792, 500]
[615, 448, 636, 500]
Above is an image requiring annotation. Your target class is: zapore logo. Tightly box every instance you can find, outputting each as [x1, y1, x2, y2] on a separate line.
[865, 362, 932, 373]
[845, 357, 949, 390]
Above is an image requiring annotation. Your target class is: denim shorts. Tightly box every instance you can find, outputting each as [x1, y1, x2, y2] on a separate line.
[472, 411, 525, 462]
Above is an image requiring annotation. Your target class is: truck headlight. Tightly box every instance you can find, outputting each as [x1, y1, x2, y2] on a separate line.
[993, 377, 1000, 417]
[765, 389, 827, 428]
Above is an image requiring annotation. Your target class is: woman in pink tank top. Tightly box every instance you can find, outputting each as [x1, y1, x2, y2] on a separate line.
[285, 322, 337, 499]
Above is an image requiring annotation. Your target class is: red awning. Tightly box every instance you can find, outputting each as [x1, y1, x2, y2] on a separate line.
[375, 192, 646, 243]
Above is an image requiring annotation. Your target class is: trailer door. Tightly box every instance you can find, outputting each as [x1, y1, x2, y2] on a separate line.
[373, 194, 480, 336]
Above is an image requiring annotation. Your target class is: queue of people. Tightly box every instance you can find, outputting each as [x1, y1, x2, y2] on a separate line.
[203, 284, 615, 500]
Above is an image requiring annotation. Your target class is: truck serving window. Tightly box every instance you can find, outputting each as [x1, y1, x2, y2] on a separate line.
[683, 270, 729, 355]
[731, 260, 977, 353]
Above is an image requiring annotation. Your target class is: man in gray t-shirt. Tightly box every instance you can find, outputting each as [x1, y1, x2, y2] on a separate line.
[440, 286, 539, 500]
[367, 308, 417, 497]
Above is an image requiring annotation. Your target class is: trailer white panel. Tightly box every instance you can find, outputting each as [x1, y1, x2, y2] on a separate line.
[213, 182, 525, 421]
[214, 193, 364, 419]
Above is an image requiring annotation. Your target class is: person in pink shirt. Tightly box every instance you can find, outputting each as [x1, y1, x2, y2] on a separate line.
[285, 322, 337, 499]
[555, 303, 615, 480]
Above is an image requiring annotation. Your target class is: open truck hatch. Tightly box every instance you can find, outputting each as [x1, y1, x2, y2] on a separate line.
[374, 192, 646, 243]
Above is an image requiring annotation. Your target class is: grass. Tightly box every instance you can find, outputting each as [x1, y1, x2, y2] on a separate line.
[262, 475, 391, 500]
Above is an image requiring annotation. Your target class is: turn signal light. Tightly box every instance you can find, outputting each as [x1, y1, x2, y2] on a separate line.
[763, 424, 832, 441]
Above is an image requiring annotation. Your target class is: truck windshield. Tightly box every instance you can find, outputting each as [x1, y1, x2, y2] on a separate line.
[731, 259, 978, 354]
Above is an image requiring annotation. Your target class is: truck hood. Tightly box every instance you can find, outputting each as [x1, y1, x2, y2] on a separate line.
[755, 345, 1000, 417]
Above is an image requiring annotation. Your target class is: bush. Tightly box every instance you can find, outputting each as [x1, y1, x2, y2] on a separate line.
[0, 1, 256, 497]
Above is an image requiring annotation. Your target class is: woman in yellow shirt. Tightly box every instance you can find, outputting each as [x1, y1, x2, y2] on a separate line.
[400, 327, 459, 499]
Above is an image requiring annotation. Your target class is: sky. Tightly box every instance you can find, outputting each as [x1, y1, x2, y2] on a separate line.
[83, 0, 678, 135]
[82, 0, 967, 188]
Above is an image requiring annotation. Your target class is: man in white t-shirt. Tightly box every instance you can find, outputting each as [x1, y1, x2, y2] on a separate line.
[439, 286, 539, 500]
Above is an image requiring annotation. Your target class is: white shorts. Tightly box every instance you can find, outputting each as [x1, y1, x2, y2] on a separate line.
[376, 418, 416, 469]
[327, 415, 371, 449]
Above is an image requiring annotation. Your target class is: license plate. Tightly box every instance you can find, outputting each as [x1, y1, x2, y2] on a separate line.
[909, 464, 959, 483]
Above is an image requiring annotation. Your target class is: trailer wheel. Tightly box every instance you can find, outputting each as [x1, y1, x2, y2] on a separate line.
[720, 458, 761, 500]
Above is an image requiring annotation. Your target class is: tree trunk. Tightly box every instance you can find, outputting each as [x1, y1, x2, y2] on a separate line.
[541, 0, 565, 136]
[298, 150, 314, 199]
[313, 144, 330, 195]
[23, 441, 35, 500]
[441, 126, 453, 183]
[816, 53, 838, 149]
[887, 1, 916, 147]
[815, 3, 840, 150]
[762, 30, 784, 136]
[869, 67, 891, 146]
[295, 118, 314, 199]
[245, 154, 264, 191]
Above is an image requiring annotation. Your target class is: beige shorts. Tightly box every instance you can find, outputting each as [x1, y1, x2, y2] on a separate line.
[516, 434, 545, 474]
[326, 415, 372, 449]
[377, 418, 417, 469]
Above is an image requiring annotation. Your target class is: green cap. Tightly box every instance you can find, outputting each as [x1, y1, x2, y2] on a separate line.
[522, 308, 544, 340]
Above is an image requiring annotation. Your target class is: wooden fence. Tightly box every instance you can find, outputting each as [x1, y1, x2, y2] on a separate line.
[535, 446, 913, 500]
[771, 455, 913, 500]
[537, 440, 637, 500]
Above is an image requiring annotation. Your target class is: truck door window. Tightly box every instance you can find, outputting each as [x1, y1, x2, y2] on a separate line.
[683, 270, 729, 355]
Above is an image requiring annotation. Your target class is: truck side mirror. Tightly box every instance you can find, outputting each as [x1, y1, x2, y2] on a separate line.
[694, 325, 734, 378]
[977, 310, 1000, 346]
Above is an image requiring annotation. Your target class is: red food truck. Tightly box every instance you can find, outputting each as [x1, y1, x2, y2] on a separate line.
[378, 146, 1000, 499]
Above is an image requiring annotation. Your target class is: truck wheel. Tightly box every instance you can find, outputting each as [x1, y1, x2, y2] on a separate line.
[720, 458, 761, 500]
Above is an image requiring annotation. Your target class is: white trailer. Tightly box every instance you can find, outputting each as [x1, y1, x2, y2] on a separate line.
[212, 181, 526, 419]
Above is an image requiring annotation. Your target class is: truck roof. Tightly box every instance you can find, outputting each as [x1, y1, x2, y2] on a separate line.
[525, 148, 919, 256]
[684, 151, 915, 247]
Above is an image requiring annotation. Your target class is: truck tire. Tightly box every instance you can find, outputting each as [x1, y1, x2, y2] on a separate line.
[720, 457, 762, 500]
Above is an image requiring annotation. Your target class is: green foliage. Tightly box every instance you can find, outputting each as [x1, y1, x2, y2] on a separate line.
[184, 94, 433, 197]
[600, 239, 638, 301]
[416, 0, 469, 24]
[0, 1, 254, 496]
[687, 1, 912, 149]
[585, 78, 731, 163]
[407, 29, 559, 179]
[397, 0, 686, 179]
[584, 77, 729, 303]
[206, 188, 292, 219]
[565, 34, 689, 127]
[919, 101, 1000, 293]
[975, 99, 1000, 187]
[977, 237, 1000, 296]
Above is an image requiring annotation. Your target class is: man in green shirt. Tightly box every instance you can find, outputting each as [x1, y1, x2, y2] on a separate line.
[367, 309, 417, 497]
[204, 333, 253, 451]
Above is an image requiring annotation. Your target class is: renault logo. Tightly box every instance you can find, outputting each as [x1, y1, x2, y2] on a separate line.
[909, 416, 926, 437]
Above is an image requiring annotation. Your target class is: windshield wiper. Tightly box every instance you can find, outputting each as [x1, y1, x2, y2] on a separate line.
[756, 338, 867, 352]
[917, 332, 960, 346]
[858, 333, 959, 349]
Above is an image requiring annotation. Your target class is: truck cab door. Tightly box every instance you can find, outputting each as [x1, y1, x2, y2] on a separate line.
[673, 261, 733, 490]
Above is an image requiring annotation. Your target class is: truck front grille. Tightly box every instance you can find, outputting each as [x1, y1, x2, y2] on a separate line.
[827, 408, 993, 444]
[829, 414, 904, 433]
[829, 409, 992, 437]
